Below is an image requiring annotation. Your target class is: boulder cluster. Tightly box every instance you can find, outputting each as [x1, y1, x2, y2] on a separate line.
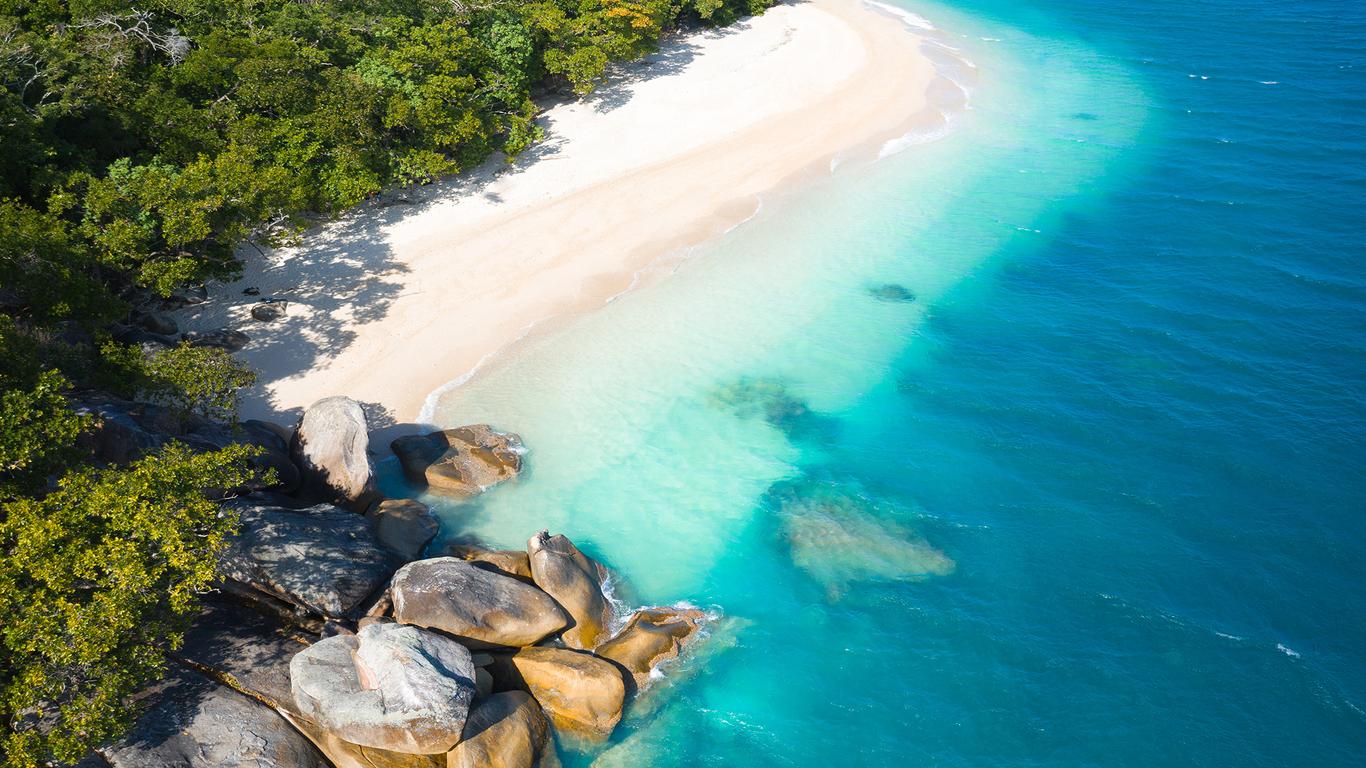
[96, 396, 712, 768]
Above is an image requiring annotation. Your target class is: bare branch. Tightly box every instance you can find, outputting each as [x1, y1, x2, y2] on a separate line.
[68, 10, 191, 65]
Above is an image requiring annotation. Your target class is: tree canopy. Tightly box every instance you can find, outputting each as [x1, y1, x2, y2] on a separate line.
[0, 0, 775, 763]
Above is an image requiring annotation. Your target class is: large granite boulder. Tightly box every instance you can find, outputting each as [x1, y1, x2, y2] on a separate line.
[220, 498, 400, 619]
[367, 498, 440, 561]
[390, 425, 523, 496]
[390, 558, 567, 648]
[490, 647, 624, 741]
[446, 692, 554, 768]
[175, 602, 445, 768]
[173, 601, 305, 709]
[445, 542, 534, 581]
[292, 396, 376, 506]
[281, 716, 445, 768]
[101, 670, 326, 768]
[595, 606, 707, 691]
[527, 532, 614, 650]
[290, 623, 476, 754]
[72, 396, 298, 492]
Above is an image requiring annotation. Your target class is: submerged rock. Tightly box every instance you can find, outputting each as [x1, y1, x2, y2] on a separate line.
[290, 623, 475, 754]
[708, 377, 834, 440]
[292, 395, 376, 506]
[102, 670, 326, 768]
[527, 531, 614, 650]
[220, 498, 400, 619]
[447, 691, 554, 768]
[390, 425, 523, 496]
[390, 557, 567, 648]
[771, 480, 955, 597]
[595, 606, 707, 691]
[866, 282, 917, 302]
[490, 647, 625, 741]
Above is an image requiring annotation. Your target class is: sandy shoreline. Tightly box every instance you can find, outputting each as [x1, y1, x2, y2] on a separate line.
[178, 0, 962, 437]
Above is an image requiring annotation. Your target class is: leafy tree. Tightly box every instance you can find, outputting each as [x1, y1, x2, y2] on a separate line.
[141, 342, 256, 424]
[0, 0, 780, 762]
[0, 442, 256, 767]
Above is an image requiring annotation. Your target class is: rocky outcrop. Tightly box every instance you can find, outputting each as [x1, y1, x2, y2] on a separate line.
[595, 606, 707, 690]
[390, 425, 523, 496]
[176, 602, 444, 768]
[490, 647, 625, 741]
[367, 498, 439, 560]
[136, 310, 179, 336]
[183, 419, 301, 494]
[445, 542, 534, 581]
[101, 670, 326, 768]
[527, 532, 614, 650]
[390, 558, 567, 648]
[290, 624, 475, 754]
[447, 692, 553, 768]
[72, 397, 297, 492]
[174, 601, 305, 709]
[292, 396, 376, 506]
[220, 498, 400, 619]
[74, 396, 189, 464]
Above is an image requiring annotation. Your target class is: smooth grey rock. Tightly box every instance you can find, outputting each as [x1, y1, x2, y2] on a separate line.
[101, 670, 325, 768]
[290, 623, 475, 754]
[183, 328, 249, 351]
[367, 498, 439, 561]
[137, 311, 179, 336]
[168, 284, 209, 306]
[527, 531, 614, 650]
[174, 601, 304, 709]
[292, 396, 376, 505]
[251, 300, 287, 322]
[390, 425, 523, 496]
[220, 499, 400, 619]
[390, 558, 567, 648]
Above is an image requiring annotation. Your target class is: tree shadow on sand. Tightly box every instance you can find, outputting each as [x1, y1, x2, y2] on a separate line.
[187, 9, 785, 427]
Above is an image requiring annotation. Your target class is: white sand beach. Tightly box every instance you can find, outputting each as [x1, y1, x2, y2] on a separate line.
[177, 0, 954, 433]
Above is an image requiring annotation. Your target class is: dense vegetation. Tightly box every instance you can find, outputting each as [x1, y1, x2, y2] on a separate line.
[0, 0, 774, 763]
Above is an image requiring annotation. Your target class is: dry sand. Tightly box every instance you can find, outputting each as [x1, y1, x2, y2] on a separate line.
[177, 0, 953, 434]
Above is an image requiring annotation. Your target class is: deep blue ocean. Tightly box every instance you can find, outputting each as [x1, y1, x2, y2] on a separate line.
[415, 0, 1366, 764]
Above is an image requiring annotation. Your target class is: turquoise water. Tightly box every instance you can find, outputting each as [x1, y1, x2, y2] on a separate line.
[401, 0, 1366, 763]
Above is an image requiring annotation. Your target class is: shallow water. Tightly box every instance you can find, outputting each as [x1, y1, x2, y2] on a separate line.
[404, 0, 1366, 764]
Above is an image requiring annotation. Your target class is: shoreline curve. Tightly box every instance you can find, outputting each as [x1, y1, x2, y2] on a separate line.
[177, 0, 974, 439]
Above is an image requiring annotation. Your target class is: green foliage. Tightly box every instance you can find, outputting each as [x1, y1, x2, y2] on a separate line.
[0, 0, 780, 761]
[0, 371, 87, 496]
[140, 342, 257, 424]
[0, 442, 256, 767]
